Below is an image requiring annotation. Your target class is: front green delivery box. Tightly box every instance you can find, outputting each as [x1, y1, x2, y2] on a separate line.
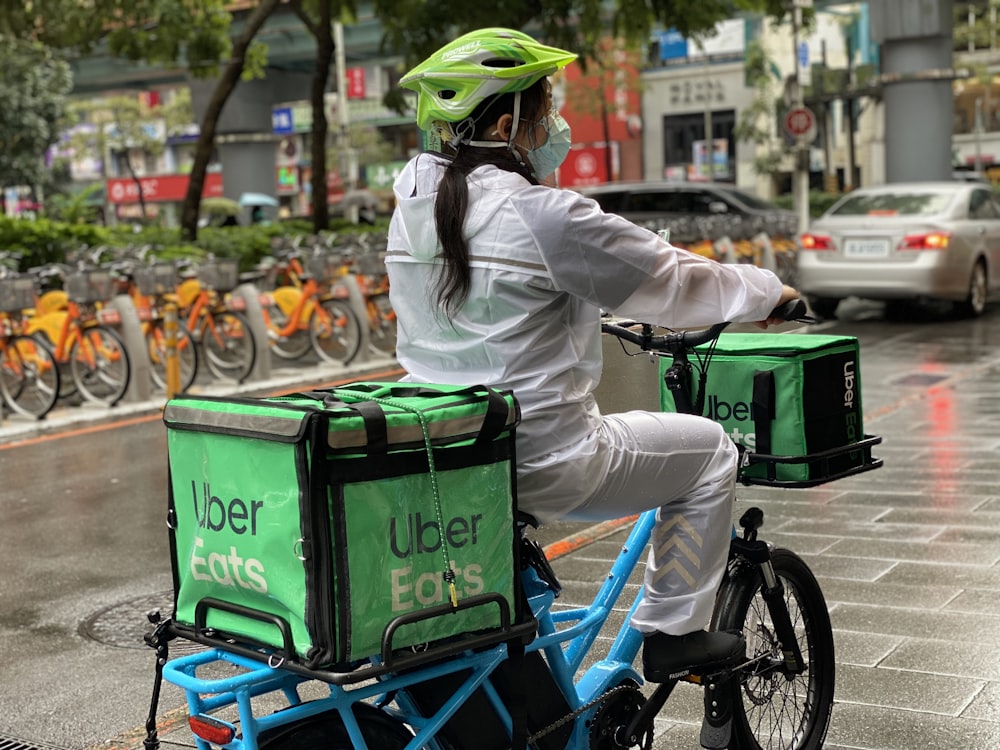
[164, 382, 522, 669]
[660, 333, 870, 484]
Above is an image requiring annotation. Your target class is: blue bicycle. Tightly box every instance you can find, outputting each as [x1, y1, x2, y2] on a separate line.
[143, 302, 882, 750]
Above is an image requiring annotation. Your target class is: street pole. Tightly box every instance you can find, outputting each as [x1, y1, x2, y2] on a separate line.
[792, 0, 811, 235]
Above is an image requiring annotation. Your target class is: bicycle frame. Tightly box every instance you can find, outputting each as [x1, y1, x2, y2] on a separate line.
[151, 510, 660, 750]
[146, 307, 850, 750]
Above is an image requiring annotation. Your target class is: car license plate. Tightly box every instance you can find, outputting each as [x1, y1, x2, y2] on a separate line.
[844, 239, 890, 258]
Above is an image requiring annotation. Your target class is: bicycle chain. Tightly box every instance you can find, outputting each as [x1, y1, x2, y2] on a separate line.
[506, 683, 635, 750]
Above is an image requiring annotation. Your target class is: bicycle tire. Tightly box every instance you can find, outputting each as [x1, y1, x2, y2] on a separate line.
[147, 320, 199, 393]
[368, 293, 397, 354]
[310, 299, 362, 365]
[31, 332, 77, 400]
[258, 704, 412, 750]
[69, 325, 131, 406]
[712, 548, 835, 750]
[197, 310, 256, 383]
[0, 335, 61, 419]
[262, 297, 312, 360]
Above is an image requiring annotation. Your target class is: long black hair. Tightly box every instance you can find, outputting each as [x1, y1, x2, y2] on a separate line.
[433, 79, 549, 315]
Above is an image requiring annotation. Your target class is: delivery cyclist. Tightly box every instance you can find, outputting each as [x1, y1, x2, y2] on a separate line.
[385, 28, 800, 682]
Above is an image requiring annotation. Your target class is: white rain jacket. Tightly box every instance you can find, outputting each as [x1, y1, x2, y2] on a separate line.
[386, 155, 783, 516]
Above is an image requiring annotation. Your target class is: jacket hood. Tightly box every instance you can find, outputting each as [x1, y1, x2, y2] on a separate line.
[391, 155, 448, 261]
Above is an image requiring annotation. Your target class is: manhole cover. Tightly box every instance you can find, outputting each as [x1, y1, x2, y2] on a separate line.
[78, 590, 201, 654]
[892, 372, 949, 387]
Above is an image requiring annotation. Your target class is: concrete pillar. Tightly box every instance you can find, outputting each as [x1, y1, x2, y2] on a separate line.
[870, 0, 954, 183]
[107, 294, 152, 403]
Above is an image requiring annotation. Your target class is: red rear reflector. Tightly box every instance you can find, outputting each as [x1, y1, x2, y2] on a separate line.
[898, 231, 951, 250]
[228, 296, 247, 311]
[800, 233, 834, 251]
[188, 714, 236, 745]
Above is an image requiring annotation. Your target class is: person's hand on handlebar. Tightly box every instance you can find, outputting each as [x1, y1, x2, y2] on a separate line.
[755, 285, 801, 329]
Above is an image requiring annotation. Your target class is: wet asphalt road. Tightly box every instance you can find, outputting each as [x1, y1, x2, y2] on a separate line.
[2, 300, 1000, 749]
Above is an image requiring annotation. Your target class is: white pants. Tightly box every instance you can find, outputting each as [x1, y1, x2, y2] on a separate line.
[516, 411, 737, 636]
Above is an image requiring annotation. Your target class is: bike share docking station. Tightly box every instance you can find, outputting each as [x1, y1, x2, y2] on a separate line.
[95, 271, 373, 405]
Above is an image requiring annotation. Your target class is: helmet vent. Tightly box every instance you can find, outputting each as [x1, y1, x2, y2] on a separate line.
[438, 90, 457, 100]
[483, 58, 518, 69]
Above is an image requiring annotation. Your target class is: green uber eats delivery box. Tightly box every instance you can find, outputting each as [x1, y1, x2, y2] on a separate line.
[163, 382, 524, 671]
[659, 333, 869, 485]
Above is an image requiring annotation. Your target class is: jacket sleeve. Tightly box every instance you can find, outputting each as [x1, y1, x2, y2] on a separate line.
[514, 187, 783, 328]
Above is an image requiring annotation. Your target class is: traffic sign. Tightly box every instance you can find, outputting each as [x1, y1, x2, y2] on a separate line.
[784, 106, 817, 142]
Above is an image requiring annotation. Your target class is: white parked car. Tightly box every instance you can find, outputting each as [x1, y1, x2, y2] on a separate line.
[797, 182, 1000, 318]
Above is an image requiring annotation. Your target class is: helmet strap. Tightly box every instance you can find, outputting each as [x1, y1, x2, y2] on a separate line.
[459, 91, 527, 166]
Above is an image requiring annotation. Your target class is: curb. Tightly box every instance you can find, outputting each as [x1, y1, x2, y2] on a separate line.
[0, 355, 404, 448]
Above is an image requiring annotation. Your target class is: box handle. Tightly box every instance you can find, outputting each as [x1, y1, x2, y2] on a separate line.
[194, 597, 297, 659]
[379, 592, 512, 666]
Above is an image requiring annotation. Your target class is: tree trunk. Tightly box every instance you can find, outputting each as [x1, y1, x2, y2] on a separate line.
[309, 2, 333, 231]
[179, 0, 282, 242]
[122, 150, 148, 221]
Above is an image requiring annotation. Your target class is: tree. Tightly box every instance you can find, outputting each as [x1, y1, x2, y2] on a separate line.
[176, 0, 282, 240]
[732, 40, 785, 178]
[563, 37, 643, 181]
[67, 92, 194, 222]
[0, 35, 72, 195]
[373, 0, 791, 67]
[289, 0, 342, 231]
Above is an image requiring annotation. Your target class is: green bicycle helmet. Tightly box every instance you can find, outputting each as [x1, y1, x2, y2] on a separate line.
[400, 28, 577, 131]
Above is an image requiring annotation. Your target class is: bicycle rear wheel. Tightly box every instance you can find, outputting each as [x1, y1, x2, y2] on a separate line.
[310, 299, 362, 364]
[262, 297, 312, 360]
[712, 548, 835, 750]
[198, 310, 256, 382]
[258, 704, 412, 750]
[147, 320, 198, 392]
[0, 335, 61, 419]
[69, 325, 131, 406]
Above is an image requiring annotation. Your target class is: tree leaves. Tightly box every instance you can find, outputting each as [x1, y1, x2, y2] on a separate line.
[0, 35, 72, 188]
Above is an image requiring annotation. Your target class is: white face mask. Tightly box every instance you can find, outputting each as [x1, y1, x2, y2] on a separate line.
[527, 111, 572, 179]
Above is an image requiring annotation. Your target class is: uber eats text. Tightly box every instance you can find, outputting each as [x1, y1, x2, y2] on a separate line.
[188, 481, 268, 594]
[389, 512, 485, 611]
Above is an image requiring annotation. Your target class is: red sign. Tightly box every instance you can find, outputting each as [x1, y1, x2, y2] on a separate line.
[106, 172, 223, 204]
[559, 146, 611, 188]
[784, 107, 816, 139]
[346, 67, 366, 99]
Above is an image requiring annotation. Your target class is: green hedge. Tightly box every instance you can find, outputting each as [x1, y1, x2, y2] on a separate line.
[0, 216, 389, 273]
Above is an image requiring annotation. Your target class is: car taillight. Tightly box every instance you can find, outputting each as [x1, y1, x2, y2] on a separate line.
[188, 714, 236, 746]
[800, 233, 835, 251]
[898, 231, 951, 250]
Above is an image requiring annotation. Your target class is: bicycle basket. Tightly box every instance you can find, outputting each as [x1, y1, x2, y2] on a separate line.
[134, 263, 177, 297]
[306, 252, 341, 282]
[197, 258, 240, 292]
[355, 252, 386, 276]
[66, 270, 114, 304]
[0, 277, 37, 312]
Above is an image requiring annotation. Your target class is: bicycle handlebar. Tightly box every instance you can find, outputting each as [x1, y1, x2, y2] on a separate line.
[601, 299, 810, 353]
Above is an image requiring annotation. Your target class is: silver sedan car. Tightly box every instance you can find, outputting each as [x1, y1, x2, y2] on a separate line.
[797, 182, 1000, 318]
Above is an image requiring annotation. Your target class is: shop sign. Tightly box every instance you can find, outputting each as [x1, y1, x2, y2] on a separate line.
[107, 172, 223, 204]
[559, 146, 611, 188]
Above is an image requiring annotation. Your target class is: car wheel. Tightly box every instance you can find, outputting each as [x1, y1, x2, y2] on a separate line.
[807, 296, 840, 319]
[955, 260, 988, 318]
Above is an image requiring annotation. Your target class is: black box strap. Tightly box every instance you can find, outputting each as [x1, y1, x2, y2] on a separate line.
[752, 370, 775, 456]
